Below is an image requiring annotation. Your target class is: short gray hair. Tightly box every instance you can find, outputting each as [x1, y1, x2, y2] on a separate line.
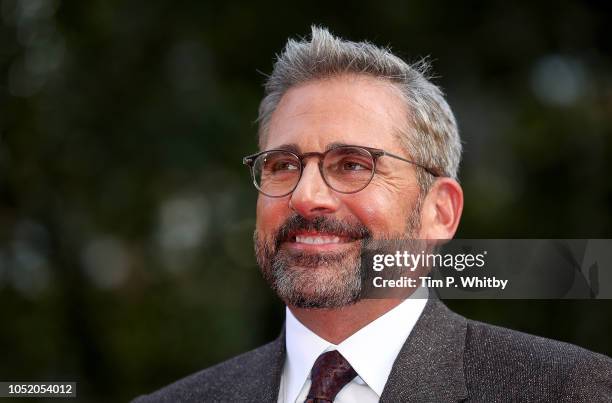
[257, 26, 461, 193]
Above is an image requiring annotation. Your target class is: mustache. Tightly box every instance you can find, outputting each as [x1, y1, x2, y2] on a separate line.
[274, 214, 372, 249]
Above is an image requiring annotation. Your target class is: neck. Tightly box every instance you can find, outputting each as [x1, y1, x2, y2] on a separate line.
[288, 299, 404, 344]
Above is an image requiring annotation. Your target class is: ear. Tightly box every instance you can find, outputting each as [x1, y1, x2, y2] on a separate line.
[418, 178, 463, 239]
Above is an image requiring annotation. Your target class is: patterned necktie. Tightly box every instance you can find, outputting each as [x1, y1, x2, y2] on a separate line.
[305, 350, 357, 403]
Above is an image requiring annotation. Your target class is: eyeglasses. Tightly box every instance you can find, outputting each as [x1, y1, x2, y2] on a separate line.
[243, 145, 441, 198]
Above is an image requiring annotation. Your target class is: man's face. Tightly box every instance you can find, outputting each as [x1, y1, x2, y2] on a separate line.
[254, 75, 424, 308]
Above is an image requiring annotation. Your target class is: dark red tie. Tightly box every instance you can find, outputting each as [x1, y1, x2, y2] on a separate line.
[305, 350, 357, 403]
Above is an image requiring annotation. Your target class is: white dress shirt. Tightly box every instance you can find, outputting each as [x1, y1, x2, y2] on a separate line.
[277, 289, 428, 403]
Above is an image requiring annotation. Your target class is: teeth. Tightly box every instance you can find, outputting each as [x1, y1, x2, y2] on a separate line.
[295, 235, 341, 244]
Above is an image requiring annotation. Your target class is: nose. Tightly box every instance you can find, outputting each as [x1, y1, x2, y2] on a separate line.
[289, 160, 341, 218]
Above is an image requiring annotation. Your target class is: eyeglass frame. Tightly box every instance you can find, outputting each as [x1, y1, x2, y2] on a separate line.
[242, 144, 443, 198]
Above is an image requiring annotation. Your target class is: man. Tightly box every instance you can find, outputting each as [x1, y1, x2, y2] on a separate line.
[134, 26, 612, 402]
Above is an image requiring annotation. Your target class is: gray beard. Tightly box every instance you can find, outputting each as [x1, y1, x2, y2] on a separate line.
[256, 239, 364, 308]
[254, 204, 422, 309]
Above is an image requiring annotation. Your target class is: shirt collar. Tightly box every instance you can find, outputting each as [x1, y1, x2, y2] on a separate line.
[284, 288, 428, 402]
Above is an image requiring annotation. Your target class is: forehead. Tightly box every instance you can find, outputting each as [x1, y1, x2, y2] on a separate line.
[264, 74, 410, 153]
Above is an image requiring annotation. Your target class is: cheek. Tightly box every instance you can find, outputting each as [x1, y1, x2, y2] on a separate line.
[344, 191, 410, 234]
[256, 196, 290, 232]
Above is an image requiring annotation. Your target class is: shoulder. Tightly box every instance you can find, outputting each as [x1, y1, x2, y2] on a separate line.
[132, 337, 284, 403]
[464, 318, 612, 401]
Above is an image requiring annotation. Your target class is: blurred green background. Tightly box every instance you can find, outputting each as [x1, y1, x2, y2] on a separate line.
[1, 0, 611, 401]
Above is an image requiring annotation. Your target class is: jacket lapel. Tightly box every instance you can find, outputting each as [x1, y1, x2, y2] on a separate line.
[380, 298, 468, 403]
[239, 326, 286, 402]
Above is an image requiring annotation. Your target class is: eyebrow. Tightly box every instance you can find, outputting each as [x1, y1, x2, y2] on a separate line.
[271, 141, 359, 154]
[326, 142, 353, 151]
[272, 143, 300, 154]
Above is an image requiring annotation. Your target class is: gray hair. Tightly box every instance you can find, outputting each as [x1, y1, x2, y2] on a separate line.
[257, 26, 462, 193]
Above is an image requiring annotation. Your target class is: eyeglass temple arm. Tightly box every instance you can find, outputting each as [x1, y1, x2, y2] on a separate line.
[380, 150, 442, 177]
[243, 154, 259, 166]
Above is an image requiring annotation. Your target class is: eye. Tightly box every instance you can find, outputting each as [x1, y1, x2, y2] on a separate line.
[342, 159, 369, 171]
[269, 159, 299, 172]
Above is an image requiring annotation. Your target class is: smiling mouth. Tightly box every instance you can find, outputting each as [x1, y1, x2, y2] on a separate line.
[283, 231, 358, 251]
[295, 235, 345, 244]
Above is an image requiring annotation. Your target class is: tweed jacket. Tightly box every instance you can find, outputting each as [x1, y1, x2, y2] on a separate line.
[133, 299, 612, 402]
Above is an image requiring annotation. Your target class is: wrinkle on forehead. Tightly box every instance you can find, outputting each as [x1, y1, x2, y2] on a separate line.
[263, 74, 411, 153]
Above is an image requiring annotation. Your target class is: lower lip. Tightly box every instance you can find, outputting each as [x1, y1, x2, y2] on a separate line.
[282, 239, 359, 252]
